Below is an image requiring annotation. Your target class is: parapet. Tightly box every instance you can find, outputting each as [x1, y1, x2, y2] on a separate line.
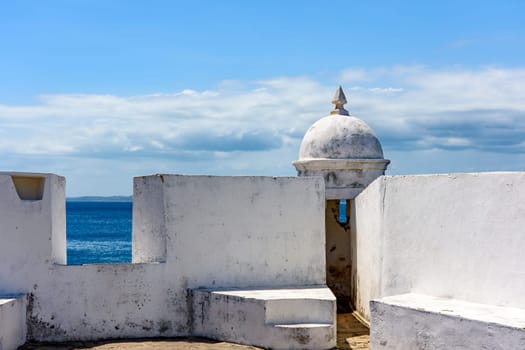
[132, 174, 327, 288]
[0, 172, 66, 294]
[1, 172, 335, 349]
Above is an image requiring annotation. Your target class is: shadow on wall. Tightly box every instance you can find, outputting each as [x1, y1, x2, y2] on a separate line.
[11, 176, 45, 200]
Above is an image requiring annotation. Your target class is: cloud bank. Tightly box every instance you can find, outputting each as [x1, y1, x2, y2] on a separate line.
[1, 66, 525, 194]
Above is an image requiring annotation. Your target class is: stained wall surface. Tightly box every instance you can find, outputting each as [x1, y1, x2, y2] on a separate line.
[0, 296, 27, 350]
[350, 177, 385, 319]
[370, 293, 525, 350]
[352, 172, 525, 320]
[0, 172, 66, 295]
[159, 175, 326, 289]
[0, 173, 326, 342]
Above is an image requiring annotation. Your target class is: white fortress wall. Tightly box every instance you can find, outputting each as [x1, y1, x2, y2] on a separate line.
[33, 262, 170, 341]
[159, 175, 326, 289]
[0, 172, 66, 294]
[0, 172, 327, 342]
[0, 295, 27, 350]
[353, 172, 525, 320]
[132, 175, 167, 263]
[350, 176, 385, 320]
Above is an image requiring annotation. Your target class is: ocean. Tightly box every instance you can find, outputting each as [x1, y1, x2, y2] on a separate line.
[66, 201, 132, 265]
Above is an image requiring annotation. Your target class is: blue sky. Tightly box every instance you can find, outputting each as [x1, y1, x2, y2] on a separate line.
[1, 1, 525, 195]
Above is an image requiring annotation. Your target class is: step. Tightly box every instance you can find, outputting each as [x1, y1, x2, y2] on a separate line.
[191, 286, 336, 350]
[274, 323, 333, 328]
[371, 293, 525, 350]
[0, 294, 27, 350]
[263, 289, 334, 325]
[271, 323, 335, 350]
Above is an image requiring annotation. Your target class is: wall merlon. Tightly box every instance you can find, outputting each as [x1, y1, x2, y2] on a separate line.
[132, 174, 167, 263]
[0, 172, 66, 293]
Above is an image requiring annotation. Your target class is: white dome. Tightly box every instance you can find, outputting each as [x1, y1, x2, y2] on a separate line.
[299, 114, 384, 160]
[293, 86, 389, 199]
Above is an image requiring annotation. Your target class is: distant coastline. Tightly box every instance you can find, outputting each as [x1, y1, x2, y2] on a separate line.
[66, 196, 132, 202]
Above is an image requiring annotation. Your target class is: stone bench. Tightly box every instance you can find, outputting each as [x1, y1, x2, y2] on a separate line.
[0, 294, 27, 350]
[370, 293, 525, 350]
[191, 286, 336, 350]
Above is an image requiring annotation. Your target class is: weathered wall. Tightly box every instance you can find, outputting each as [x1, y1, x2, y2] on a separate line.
[132, 175, 166, 263]
[353, 172, 525, 320]
[0, 172, 169, 341]
[351, 177, 385, 319]
[0, 173, 326, 342]
[158, 175, 326, 289]
[0, 172, 65, 295]
[0, 296, 27, 350]
[294, 159, 389, 199]
[29, 263, 174, 341]
[370, 293, 525, 350]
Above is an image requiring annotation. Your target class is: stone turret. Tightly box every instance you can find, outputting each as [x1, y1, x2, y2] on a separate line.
[294, 87, 390, 308]
[293, 86, 389, 199]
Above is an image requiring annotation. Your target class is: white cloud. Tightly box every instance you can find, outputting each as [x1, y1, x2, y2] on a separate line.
[1, 66, 525, 195]
[368, 87, 404, 94]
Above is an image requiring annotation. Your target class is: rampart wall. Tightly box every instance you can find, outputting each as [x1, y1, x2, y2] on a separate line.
[352, 172, 525, 320]
[0, 172, 326, 341]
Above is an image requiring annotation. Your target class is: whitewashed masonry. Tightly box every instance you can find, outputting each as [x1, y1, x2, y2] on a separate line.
[0, 172, 336, 350]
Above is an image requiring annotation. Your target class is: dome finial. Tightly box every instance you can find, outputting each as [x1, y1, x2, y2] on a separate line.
[330, 86, 350, 116]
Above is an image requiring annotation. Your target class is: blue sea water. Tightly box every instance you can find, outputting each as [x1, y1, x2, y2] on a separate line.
[66, 201, 132, 265]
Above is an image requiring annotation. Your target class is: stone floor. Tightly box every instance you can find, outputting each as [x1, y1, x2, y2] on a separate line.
[20, 313, 369, 350]
[337, 313, 370, 349]
[19, 339, 262, 350]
